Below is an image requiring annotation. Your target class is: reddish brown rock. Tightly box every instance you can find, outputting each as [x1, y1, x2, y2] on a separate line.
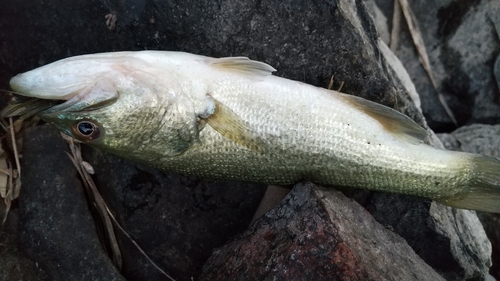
[200, 182, 445, 281]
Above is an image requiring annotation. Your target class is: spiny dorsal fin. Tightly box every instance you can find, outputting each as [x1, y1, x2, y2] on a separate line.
[209, 57, 276, 80]
[204, 96, 262, 152]
[338, 92, 427, 144]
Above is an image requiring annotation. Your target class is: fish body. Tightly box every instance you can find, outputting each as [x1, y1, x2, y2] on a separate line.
[5, 51, 500, 212]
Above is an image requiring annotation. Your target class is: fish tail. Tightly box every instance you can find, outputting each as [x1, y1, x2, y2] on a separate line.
[437, 155, 500, 213]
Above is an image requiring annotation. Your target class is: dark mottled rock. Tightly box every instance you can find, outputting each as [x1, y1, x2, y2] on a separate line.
[0, 205, 49, 281]
[85, 147, 267, 280]
[438, 124, 500, 279]
[200, 182, 445, 281]
[20, 125, 125, 281]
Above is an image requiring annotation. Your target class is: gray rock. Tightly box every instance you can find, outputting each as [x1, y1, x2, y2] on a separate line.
[438, 124, 500, 158]
[200, 182, 446, 281]
[495, 55, 500, 95]
[429, 204, 492, 280]
[480, 213, 500, 280]
[380, 0, 500, 131]
[20, 125, 125, 281]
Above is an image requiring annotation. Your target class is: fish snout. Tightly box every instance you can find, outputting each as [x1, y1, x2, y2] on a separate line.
[9, 73, 33, 95]
[10, 67, 94, 100]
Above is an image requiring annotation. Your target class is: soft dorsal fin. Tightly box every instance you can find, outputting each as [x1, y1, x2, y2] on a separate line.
[204, 96, 262, 152]
[338, 92, 428, 144]
[209, 57, 276, 79]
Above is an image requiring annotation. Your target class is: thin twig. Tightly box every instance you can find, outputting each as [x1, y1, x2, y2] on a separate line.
[398, 0, 458, 126]
[104, 206, 176, 281]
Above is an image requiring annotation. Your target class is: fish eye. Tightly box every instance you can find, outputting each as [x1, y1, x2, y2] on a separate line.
[72, 121, 101, 141]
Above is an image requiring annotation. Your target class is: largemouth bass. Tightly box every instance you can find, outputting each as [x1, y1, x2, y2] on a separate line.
[3, 51, 500, 212]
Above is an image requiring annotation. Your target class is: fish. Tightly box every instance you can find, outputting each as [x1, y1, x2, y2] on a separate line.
[2, 51, 500, 212]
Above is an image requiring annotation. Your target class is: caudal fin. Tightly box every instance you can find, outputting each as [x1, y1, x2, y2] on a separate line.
[437, 155, 500, 213]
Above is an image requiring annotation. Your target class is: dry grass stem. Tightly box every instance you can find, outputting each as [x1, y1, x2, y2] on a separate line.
[398, 0, 458, 126]
[337, 81, 345, 92]
[328, 75, 334, 90]
[327, 75, 345, 92]
[64, 136, 123, 269]
[63, 134, 175, 280]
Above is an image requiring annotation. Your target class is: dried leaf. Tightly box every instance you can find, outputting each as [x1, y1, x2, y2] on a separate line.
[0, 153, 8, 198]
[81, 161, 95, 175]
[13, 175, 21, 200]
[9, 118, 21, 178]
[13, 119, 23, 133]
[398, 0, 458, 126]
[2, 162, 14, 225]
[0, 113, 34, 222]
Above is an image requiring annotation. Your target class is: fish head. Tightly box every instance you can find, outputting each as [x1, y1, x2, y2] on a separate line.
[7, 53, 200, 162]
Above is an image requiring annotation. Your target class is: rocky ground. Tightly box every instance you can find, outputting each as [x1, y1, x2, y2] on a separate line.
[0, 0, 499, 280]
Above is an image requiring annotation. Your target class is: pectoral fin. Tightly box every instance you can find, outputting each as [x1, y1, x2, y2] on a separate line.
[204, 97, 262, 152]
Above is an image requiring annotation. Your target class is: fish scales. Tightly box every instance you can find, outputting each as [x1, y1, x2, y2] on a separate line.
[159, 72, 467, 199]
[3, 51, 500, 212]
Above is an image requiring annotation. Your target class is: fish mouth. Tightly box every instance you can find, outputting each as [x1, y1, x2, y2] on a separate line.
[1, 85, 118, 120]
[0, 92, 65, 119]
